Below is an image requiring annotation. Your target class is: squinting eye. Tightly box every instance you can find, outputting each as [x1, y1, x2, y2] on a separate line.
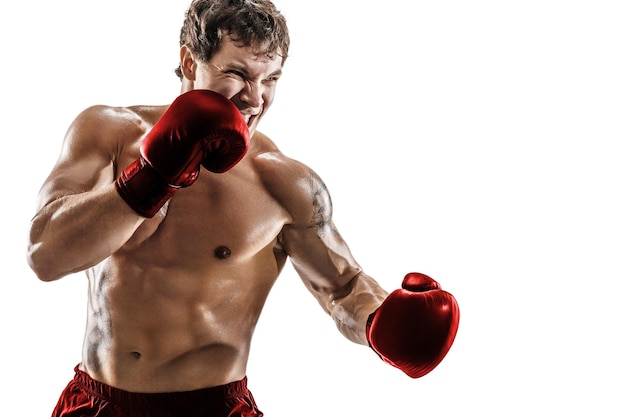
[227, 70, 245, 79]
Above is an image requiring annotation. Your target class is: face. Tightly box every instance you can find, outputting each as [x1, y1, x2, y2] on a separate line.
[180, 36, 284, 138]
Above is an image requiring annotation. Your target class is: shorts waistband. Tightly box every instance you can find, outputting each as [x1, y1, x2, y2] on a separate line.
[73, 365, 250, 409]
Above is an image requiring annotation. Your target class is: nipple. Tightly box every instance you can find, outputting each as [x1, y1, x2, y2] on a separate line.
[214, 245, 231, 259]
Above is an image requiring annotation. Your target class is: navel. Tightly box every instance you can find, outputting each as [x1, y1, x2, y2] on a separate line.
[214, 245, 231, 260]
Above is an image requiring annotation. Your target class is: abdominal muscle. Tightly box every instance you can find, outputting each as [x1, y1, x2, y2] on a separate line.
[80, 228, 285, 393]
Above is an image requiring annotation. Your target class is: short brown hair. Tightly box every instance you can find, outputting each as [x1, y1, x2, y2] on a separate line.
[175, 0, 290, 79]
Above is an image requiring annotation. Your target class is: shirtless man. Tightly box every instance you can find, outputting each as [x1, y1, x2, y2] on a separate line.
[27, 1, 460, 415]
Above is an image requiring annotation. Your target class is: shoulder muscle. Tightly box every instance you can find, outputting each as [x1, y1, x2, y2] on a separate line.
[252, 141, 332, 229]
[35, 105, 147, 209]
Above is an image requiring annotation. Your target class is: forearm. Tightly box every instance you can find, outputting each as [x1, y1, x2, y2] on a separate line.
[27, 184, 145, 281]
[328, 272, 388, 345]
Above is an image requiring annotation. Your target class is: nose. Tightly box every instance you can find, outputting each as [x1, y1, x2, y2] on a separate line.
[240, 81, 264, 109]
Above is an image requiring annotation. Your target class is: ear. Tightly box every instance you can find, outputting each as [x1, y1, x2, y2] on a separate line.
[179, 45, 197, 81]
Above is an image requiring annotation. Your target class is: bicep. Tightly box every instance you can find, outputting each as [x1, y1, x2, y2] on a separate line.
[284, 222, 362, 294]
[280, 171, 362, 307]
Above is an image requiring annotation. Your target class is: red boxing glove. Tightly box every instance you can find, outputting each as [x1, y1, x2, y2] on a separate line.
[366, 272, 460, 378]
[115, 89, 250, 217]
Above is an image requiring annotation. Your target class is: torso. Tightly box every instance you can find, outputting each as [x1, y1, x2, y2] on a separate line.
[80, 104, 298, 392]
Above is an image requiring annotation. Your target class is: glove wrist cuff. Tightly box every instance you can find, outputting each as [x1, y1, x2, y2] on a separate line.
[115, 157, 178, 218]
[365, 309, 377, 347]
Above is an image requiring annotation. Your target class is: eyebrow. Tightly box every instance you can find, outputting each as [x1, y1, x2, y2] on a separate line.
[218, 63, 282, 79]
[268, 69, 283, 78]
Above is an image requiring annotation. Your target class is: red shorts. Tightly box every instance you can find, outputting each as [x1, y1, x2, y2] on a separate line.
[51, 365, 263, 417]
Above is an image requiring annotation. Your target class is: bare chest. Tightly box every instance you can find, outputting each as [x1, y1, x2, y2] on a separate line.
[122, 166, 289, 269]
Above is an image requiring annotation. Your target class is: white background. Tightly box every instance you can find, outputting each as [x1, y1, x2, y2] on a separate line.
[1, 0, 625, 415]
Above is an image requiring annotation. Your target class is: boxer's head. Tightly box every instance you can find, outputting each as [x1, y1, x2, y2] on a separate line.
[175, 0, 290, 80]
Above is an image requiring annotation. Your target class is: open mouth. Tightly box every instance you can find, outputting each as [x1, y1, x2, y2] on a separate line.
[242, 113, 258, 129]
